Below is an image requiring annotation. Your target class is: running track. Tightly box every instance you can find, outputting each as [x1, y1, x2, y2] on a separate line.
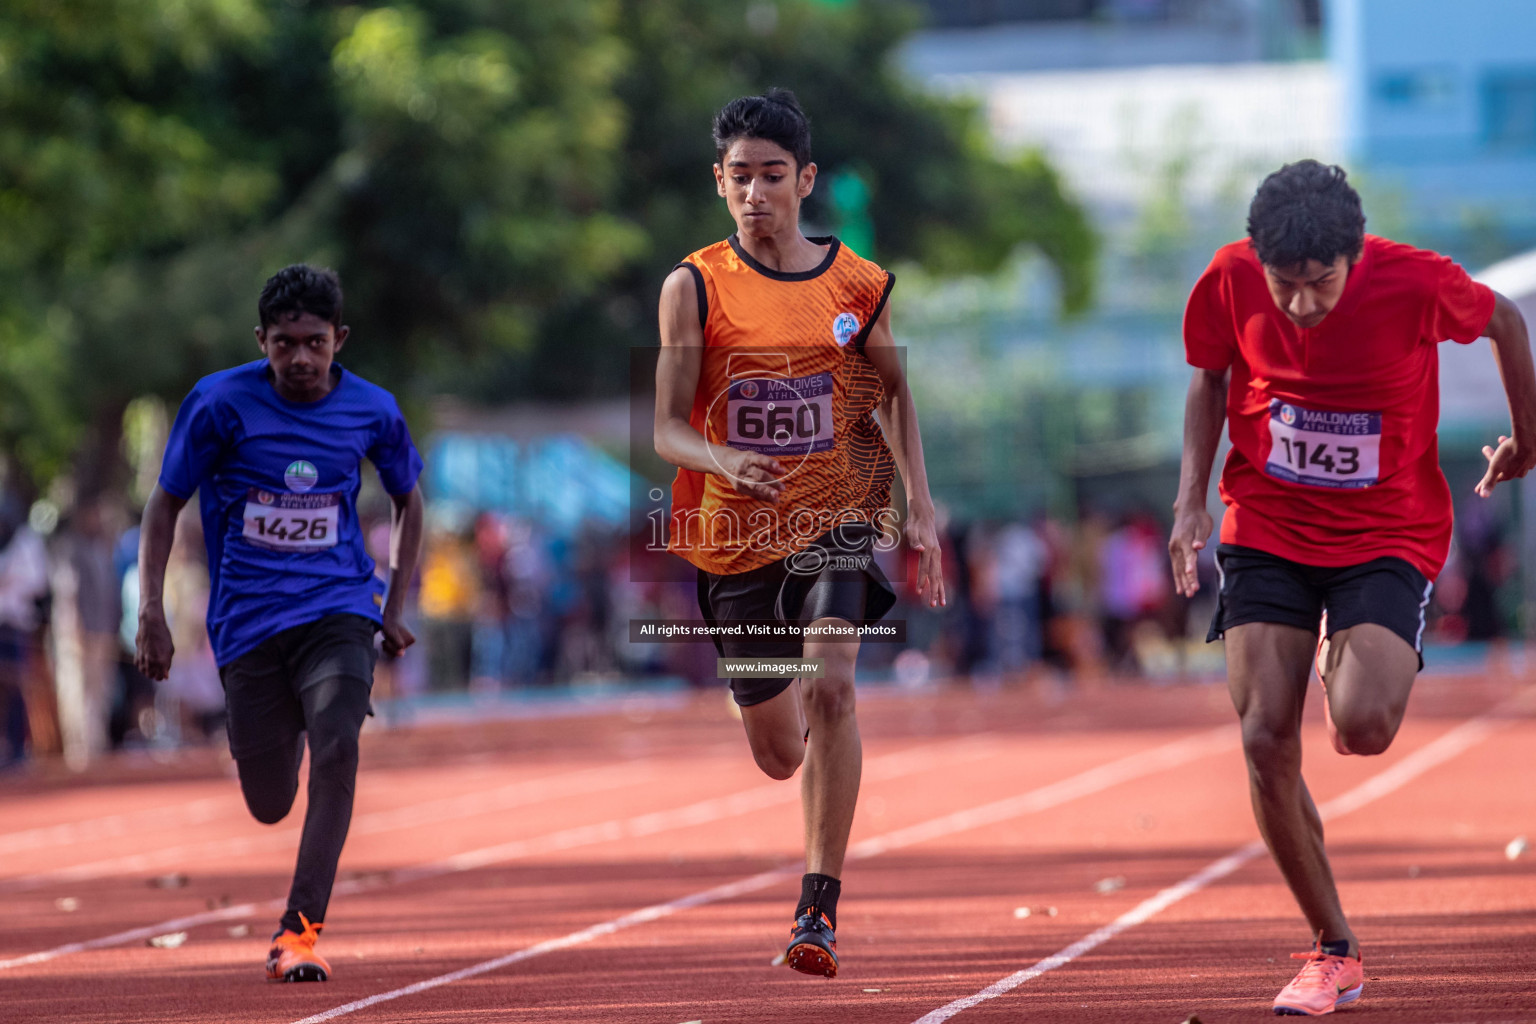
[2, 671, 1533, 1023]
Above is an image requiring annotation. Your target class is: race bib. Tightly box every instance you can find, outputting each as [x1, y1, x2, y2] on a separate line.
[242, 489, 341, 551]
[1265, 400, 1381, 488]
[726, 373, 835, 457]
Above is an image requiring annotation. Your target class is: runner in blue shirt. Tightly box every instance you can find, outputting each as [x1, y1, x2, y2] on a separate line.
[135, 264, 425, 982]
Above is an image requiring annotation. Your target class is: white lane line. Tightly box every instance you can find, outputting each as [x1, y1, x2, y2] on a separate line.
[287, 726, 1237, 1024]
[0, 735, 992, 971]
[0, 797, 229, 857]
[909, 709, 1516, 1023]
[0, 762, 658, 892]
[0, 901, 268, 971]
[379, 734, 1002, 886]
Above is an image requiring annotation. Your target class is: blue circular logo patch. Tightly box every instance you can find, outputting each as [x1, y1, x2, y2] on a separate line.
[832, 312, 860, 347]
[284, 460, 319, 493]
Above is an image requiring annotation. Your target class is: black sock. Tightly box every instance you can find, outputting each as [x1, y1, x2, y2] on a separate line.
[797, 873, 841, 929]
[1320, 938, 1352, 958]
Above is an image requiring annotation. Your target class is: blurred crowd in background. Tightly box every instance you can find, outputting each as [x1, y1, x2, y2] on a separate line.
[0, 489, 1517, 771]
[3, 0, 1533, 772]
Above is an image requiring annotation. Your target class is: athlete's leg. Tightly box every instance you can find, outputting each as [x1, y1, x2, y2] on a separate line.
[1320, 623, 1418, 756]
[740, 680, 807, 780]
[237, 737, 306, 824]
[281, 615, 375, 933]
[220, 644, 306, 825]
[1317, 557, 1428, 755]
[1226, 621, 1357, 955]
[799, 622, 861, 878]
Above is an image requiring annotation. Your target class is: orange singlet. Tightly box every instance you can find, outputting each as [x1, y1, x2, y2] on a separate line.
[669, 235, 897, 575]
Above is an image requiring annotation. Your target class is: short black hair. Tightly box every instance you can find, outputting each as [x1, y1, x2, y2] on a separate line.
[713, 88, 812, 170]
[1247, 160, 1366, 269]
[258, 264, 344, 329]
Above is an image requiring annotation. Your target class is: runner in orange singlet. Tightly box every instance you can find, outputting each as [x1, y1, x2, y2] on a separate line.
[655, 90, 945, 978]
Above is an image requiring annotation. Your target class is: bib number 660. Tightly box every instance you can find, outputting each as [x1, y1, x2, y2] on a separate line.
[735, 403, 822, 442]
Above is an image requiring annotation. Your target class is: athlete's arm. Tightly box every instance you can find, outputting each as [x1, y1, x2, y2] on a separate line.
[1169, 367, 1229, 597]
[864, 306, 946, 609]
[135, 484, 188, 681]
[381, 485, 424, 657]
[653, 266, 786, 503]
[1475, 291, 1536, 498]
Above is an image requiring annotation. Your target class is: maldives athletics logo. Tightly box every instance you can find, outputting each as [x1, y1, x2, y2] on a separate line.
[832, 312, 860, 347]
[1279, 404, 1297, 427]
[284, 460, 319, 493]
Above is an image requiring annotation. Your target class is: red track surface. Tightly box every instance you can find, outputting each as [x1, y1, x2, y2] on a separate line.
[2, 671, 1533, 1023]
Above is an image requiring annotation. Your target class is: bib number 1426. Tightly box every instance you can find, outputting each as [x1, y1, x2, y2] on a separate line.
[1265, 400, 1381, 489]
[242, 490, 341, 551]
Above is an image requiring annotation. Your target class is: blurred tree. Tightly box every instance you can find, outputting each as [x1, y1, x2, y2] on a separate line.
[476, 0, 1096, 401]
[324, 1, 644, 393]
[0, 0, 1094, 497]
[0, 0, 278, 493]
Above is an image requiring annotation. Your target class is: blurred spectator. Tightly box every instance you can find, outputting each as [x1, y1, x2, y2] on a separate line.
[111, 518, 157, 747]
[418, 524, 479, 690]
[470, 512, 513, 692]
[53, 499, 122, 768]
[1430, 501, 1515, 644]
[555, 524, 617, 678]
[1455, 501, 1511, 640]
[161, 513, 225, 742]
[0, 498, 52, 766]
[504, 517, 549, 684]
[1098, 512, 1170, 673]
[992, 520, 1047, 674]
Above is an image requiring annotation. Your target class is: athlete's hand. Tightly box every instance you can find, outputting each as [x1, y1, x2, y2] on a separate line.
[1475, 434, 1536, 497]
[721, 448, 787, 503]
[1168, 504, 1214, 598]
[380, 609, 416, 658]
[906, 504, 947, 609]
[135, 608, 175, 682]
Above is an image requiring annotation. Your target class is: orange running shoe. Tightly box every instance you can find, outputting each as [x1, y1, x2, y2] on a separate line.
[266, 914, 330, 982]
[1314, 617, 1354, 756]
[784, 910, 838, 979]
[1272, 942, 1363, 1016]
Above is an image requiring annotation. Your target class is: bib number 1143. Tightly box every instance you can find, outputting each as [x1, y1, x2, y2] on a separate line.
[1265, 400, 1381, 489]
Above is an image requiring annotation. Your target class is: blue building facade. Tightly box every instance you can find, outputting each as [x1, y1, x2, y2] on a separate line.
[1330, 0, 1536, 240]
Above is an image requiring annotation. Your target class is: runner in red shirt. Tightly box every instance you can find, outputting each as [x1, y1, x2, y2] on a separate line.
[1169, 160, 1534, 1016]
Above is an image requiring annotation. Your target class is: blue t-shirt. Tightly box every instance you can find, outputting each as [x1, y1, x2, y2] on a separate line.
[158, 360, 423, 665]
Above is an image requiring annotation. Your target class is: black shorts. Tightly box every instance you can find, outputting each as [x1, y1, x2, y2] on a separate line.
[1207, 544, 1433, 665]
[218, 613, 377, 760]
[698, 523, 897, 707]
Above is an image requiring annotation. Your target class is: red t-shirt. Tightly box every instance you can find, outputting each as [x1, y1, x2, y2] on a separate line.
[1184, 234, 1496, 580]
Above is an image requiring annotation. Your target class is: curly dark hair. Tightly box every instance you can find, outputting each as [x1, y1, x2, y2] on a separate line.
[1247, 160, 1366, 269]
[713, 88, 812, 170]
[258, 264, 344, 329]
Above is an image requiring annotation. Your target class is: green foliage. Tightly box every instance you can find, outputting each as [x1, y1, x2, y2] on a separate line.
[0, 0, 1096, 492]
[0, 0, 278, 486]
[327, 1, 645, 392]
[612, 0, 1096, 310]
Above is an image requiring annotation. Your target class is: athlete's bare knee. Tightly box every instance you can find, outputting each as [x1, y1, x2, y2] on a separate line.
[752, 740, 804, 780]
[1240, 714, 1301, 777]
[1330, 704, 1399, 756]
[802, 672, 856, 724]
